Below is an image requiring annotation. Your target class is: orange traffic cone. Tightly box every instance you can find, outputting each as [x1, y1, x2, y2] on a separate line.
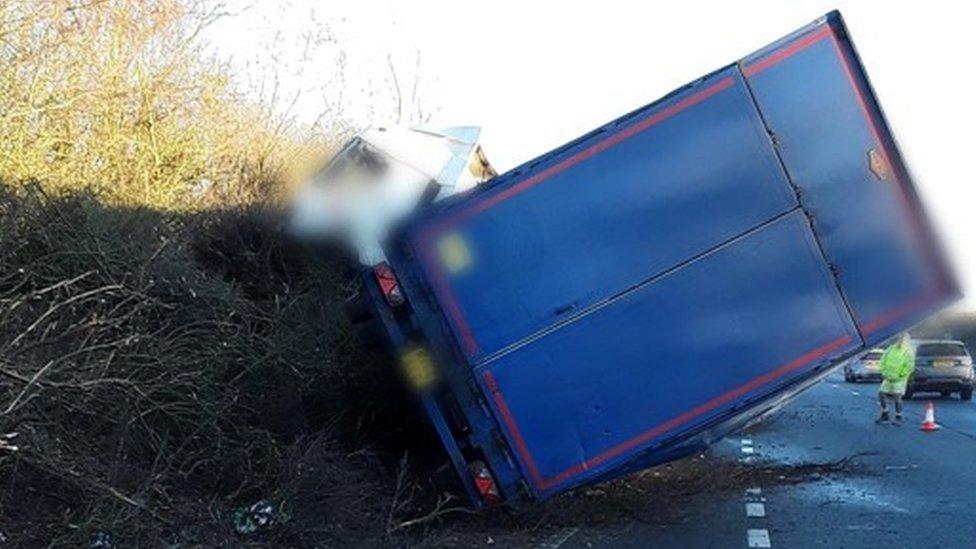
[920, 401, 940, 432]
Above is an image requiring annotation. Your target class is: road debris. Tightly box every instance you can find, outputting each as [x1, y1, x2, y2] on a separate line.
[233, 500, 282, 536]
[884, 465, 918, 471]
[89, 530, 112, 548]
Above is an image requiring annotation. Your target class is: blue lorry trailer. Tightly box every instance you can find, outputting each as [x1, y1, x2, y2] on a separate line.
[362, 11, 958, 505]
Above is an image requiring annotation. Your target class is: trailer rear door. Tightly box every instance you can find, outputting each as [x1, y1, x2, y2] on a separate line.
[741, 12, 957, 345]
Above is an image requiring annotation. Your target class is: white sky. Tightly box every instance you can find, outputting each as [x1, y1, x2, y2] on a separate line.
[207, 1, 976, 309]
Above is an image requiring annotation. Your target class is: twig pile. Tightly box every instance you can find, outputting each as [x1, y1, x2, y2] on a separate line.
[0, 185, 404, 546]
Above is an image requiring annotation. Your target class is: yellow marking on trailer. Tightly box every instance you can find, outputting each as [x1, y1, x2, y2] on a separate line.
[438, 232, 473, 274]
[401, 347, 437, 389]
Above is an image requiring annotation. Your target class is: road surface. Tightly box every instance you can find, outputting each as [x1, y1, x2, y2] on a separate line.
[426, 370, 976, 548]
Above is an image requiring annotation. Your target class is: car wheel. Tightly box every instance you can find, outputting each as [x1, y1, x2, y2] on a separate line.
[845, 371, 853, 383]
[961, 387, 973, 401]
[941, 390, 952, 398]
[903, 389, 913, 400]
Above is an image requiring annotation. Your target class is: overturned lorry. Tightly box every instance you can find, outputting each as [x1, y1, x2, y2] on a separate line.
[291, 11, 958, 506]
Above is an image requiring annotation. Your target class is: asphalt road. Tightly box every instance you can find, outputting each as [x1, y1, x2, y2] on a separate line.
[560, 370, 976, 548]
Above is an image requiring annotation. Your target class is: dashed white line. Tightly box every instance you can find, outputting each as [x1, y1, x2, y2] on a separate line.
[536, 527, 579, 549]
[743, 445, 769, 546]
[747, 528, 772, 548]
[740, 438, 756, 462]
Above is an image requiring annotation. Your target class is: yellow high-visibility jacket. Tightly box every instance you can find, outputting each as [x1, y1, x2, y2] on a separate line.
[880, 343, 915, 382]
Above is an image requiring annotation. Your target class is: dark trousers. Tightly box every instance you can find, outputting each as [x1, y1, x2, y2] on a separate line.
[878, 392, 903, 416]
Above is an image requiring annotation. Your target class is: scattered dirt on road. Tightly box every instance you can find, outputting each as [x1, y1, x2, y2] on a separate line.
[411, 451, 875, 547]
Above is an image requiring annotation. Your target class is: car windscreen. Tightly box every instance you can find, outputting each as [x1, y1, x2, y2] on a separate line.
[916, 343, 968, 358]
[313, 137, 388, 187]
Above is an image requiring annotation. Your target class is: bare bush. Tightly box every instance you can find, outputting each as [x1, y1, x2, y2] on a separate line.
[0, 185, 416, 546]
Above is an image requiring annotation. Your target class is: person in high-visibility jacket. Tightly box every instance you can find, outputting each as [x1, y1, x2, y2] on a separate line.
[877, 333, 915, 424]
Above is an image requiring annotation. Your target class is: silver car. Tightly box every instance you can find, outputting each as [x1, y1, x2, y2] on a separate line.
[844, 349, 884, 383]
[905, 339, 974, 400]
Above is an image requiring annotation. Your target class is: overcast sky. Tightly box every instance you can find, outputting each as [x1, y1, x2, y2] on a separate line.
[207, 1, 976, 309]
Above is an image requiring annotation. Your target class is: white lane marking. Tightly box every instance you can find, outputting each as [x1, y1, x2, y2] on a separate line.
[745, 502, 766, 517]
[536, 527, 579, 549]
[743, 453, 769, 546]
[851, 390, 861, 396]
[741, 438, 753, 446]
[747, 528, 772, 548]
[744, 487, 765, 501]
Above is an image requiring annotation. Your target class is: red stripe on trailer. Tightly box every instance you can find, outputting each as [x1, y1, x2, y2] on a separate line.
[482, 371, 544, 487]
[439, 77, 735, 227]
[742, 25, 831, 76]
[860, 291, 937, 336]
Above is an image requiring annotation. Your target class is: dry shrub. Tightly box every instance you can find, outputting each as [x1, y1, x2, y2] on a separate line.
[0, 0, 328, 210]
[0, 184, 419, 546]
[274, 436, 391, 547]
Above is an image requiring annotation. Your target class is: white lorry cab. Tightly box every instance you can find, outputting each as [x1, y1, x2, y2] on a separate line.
[289, 125, 495, 266]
